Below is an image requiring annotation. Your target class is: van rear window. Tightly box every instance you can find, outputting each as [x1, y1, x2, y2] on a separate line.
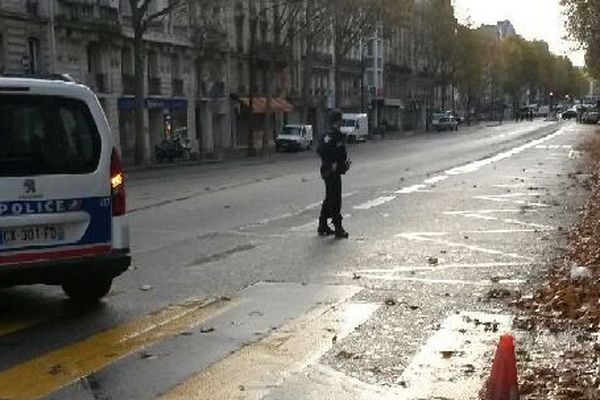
[0, 95, 101, 177]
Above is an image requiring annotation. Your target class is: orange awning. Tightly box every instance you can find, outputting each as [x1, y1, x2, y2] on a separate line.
[240, 97, 294, 114]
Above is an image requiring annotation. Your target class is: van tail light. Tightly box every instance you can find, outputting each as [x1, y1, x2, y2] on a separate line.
[111, 149, 126, 216]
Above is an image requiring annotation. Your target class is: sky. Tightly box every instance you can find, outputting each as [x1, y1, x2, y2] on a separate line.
[453, 0, 586, 66]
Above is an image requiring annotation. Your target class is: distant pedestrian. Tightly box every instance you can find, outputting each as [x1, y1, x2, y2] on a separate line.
[317, 110, 350, 239]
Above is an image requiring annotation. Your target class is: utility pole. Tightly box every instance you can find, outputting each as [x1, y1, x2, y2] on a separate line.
[49, 0, 57, 73]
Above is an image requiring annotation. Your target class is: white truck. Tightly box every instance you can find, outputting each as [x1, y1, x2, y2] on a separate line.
[341, 113, 368, 142]
[275, 124, 313, 151]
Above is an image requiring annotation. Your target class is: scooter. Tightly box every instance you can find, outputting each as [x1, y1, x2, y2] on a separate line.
[155, 136, 191, 163]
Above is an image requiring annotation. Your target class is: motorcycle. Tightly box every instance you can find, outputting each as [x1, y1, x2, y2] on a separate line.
[155, 136, 191, 163]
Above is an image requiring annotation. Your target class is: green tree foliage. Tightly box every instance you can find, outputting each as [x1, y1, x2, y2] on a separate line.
[561, 0, 600, 78]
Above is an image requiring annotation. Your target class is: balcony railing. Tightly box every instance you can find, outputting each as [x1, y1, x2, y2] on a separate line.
[56, 1, 120, 31]
[122, 74, 135, 95]
[26, 0, 39, 17]
[200, 81, 226, 98]
[148, 77, 162, 95]
[304, 52, 333, 67]
[340, 58, 362, 71]
[172, 79, 184, 96]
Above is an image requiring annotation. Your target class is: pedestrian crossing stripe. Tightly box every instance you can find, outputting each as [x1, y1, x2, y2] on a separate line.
[0, 297, 234, 400]
[158, 302, 379, 400]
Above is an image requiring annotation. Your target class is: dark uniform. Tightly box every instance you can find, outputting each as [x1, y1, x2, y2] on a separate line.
[317, 114, 349, 238]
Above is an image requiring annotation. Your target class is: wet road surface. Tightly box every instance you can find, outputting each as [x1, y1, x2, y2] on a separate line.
[0, 121, 592, 399]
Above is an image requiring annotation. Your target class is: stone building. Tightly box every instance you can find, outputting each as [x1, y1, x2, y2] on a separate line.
[1, 0, 443, 162]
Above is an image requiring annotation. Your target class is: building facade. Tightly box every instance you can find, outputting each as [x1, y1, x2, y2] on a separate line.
[1, 0, 443, 163]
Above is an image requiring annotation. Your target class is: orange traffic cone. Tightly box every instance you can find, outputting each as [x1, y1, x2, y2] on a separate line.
[484, 333, 519, 400]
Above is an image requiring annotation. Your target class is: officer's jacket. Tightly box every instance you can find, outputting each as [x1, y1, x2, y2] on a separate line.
[317, 128, 348, 179]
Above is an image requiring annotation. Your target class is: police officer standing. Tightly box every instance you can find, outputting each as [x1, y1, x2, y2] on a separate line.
[317, 110, 350, 239]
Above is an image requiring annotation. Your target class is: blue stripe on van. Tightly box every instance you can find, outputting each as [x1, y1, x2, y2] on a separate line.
[0, 197, 112, 252]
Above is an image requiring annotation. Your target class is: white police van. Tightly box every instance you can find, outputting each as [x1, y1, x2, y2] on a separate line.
[0, 75, 130, 302]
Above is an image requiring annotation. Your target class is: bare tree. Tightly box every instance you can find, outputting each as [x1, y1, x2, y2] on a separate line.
[295, 0, 330, 124]
[128, 0, 183, 165]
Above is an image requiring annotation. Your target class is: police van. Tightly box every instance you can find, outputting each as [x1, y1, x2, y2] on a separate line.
[0, 75, 130, 302]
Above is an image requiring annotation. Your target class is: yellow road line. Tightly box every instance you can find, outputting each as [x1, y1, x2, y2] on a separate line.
[0, 297, 235, 400]
[159, 302, 378, 400]
[0, 320, 43, 337]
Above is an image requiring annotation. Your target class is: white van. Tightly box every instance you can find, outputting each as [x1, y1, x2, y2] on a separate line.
[0, 75, 130, 302]
[341, 113, 368, 142]
[275, 124, 313, 151]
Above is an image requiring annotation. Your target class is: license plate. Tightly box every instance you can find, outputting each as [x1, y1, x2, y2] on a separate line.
[0, 225, 65, 247]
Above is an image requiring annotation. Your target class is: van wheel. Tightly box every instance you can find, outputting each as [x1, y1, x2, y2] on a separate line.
[62, 277, 113, 302]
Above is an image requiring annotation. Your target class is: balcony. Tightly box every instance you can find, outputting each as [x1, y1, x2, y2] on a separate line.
[194, 26, 228, 53]
[386, 63, 412, 75]
[304, 52, 333, 67]
[122, 74, 135, 95]
[26, 0, 39, 17]
[172, 79, 184, 96]
[200, 80, 226, 98]
[339, 58, 361, 71]
[255, 42, 289, 63]
[148, 77, 162, 95]
[56, 1, 120, 33]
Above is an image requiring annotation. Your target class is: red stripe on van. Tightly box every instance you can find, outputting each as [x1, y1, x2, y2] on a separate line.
[0, 244, 111, 266]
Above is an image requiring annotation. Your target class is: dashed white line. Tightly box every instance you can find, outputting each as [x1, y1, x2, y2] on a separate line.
[395, 184, 428, 194]
[354, 195, 397, 210]
[396, 232, 532, 260]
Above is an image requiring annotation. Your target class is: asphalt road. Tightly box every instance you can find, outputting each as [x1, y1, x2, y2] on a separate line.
[0, 120, 593, 399]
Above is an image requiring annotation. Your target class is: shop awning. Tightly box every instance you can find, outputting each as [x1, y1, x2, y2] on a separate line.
[240, 97, 294, 114]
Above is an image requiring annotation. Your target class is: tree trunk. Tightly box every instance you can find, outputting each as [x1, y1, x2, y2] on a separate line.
[301, 47, 313, 124]
[263, 59, 275, 157]
[334, 55, 341, 110]
[133, 30, 147, 166]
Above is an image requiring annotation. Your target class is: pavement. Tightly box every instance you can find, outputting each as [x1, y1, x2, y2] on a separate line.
[0, 120, 594, 399]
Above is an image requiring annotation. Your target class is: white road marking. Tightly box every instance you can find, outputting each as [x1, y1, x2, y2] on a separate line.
[446, 210, 554, 230]
[460, 229, 538, 234]
[350, 126, 566, 212]
[424, 175, 449, 184]
[242, 192, 359, 229]
[445, 127, 565, 176]
[288, 214, 353, 232]
[354, 275, 526, 285]
[474, 195, 548, 208]
[354, 195, 397, 210]
[396, 232, 532, 260]
[346, 262, 525, 274]
[398, 312, 513, 399]
[443, 209, 529, 215]
[395, 184, 428, 194]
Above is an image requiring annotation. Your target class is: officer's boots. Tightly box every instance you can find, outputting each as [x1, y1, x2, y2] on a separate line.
[333, 221, 349, 239]
[318, 218, 335, 236]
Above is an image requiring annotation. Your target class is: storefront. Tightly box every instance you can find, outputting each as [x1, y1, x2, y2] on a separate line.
[118, 97, 188, 164]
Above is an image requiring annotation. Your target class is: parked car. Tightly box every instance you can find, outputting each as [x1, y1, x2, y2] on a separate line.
[0, 75, 131, 302]
[341, 113, 368, 142]
[561, 107, 578, 120]
[275, 124, 313, 151]
[432, 113, 459, 131]
[583, 110, 600, 124]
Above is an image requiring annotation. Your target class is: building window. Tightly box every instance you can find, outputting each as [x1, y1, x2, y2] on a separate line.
[27, 38, 41, 74]
[147, 50, 159, 78]
[367, 71, 374, 87]
[367, 41, 374, 57]
[121, 46, 133, 76]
